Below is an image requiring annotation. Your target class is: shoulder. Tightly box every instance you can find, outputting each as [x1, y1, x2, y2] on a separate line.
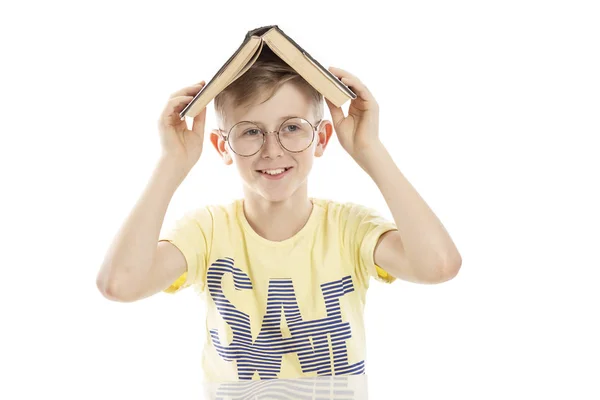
[165, 200, 239, 236]
[311, 197, 381, 220]
[184, 198, 241, 220]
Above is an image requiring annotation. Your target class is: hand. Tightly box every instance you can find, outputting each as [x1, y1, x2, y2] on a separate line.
[325, 67, 380, 160]
[157, 81, 207, 175]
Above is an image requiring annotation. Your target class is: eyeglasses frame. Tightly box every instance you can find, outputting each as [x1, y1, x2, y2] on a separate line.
[217, 117, 323, 157]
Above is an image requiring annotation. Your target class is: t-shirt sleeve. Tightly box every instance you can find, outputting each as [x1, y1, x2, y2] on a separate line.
[340, 202, 399, 287]
[158, 207, 213, 295]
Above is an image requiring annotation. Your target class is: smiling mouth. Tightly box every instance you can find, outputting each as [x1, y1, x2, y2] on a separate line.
[257, 167, 293, 175]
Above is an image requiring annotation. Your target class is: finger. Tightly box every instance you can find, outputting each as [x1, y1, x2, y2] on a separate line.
[161, 95, 194, 121]
[169, 82, 205, 99]
[339, 75, 375, 103]
[170, 95, 195, 111]
[328, 66, 356, 80]
[328, 66, 349, 85]
[169, 81, 205, 98]
[325, 98, 345, 126]
[329, 67, 374, 99]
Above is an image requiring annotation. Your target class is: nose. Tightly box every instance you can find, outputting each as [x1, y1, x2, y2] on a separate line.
[260, 130, 284, 159]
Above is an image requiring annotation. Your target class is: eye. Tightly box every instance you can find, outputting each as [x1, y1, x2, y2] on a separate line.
[282, 124, 301, 133]
[243, 128, 261, 136]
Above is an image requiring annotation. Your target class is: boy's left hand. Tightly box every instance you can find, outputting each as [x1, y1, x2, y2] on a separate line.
[325, 66, 381, 160]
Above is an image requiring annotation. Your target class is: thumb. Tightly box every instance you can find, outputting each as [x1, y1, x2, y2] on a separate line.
[325, 98, 345, 127]
[191, 107, 207, 137]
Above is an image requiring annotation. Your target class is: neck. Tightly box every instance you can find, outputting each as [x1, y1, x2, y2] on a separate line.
[241, 186, 313, 242]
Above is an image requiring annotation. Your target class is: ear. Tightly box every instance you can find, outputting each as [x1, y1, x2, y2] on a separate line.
[313, 120, 333, 157]
[209, 129, 233, 165]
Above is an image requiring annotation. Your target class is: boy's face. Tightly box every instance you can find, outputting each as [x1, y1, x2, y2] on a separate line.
[210, 82, 333, 203]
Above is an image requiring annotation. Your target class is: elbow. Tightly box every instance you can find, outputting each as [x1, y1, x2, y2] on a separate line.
[438, 250, 462, 282]
[96, 273, 120, 302]
[96, 269, 137, 303]
[415, 251, 461, 284]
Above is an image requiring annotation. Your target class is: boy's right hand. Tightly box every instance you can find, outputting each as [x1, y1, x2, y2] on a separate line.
[157, 81, 207, 176]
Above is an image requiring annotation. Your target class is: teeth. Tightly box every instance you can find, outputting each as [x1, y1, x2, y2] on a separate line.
[263, 168, 286, 175]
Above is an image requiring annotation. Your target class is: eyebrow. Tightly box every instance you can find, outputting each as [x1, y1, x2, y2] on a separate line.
[247, 115, 304, 125]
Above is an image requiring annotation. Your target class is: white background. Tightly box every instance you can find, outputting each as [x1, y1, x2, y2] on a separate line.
[1, 0, 599, 398]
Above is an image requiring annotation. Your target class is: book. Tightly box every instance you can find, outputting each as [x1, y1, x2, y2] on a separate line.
[178, 25, 357, 120]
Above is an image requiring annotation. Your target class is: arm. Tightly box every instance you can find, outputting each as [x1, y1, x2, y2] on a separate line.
[326, 66, 462, 284]
[96, 156, 189, 302]
[360, 142, 462, 283]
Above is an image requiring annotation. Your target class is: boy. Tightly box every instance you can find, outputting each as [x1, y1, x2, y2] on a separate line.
[96, 48, 461, 382]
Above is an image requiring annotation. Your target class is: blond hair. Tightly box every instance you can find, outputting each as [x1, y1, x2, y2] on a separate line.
[214, 47, 324, 128]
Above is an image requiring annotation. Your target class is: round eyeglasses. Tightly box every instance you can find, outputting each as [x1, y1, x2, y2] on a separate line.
[218, 117, 322, 157]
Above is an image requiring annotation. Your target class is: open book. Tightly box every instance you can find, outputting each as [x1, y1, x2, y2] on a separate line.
[178, 25, 357, 120]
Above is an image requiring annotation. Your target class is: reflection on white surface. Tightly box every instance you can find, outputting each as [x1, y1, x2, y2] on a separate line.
[203, 374, 369, 399]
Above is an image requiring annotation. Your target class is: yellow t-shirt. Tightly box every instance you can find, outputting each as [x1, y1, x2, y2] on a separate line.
[159, 197, 397, 382]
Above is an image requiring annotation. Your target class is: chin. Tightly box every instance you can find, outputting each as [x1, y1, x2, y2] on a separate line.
[255, 182, 298, 203]
[244, 167, 308, 202]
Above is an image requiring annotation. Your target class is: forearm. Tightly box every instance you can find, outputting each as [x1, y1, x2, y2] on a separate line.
[356, 141, 461, 270]
[96, 156, 186, 298]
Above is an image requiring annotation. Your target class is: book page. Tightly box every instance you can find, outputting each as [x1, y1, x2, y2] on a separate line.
[179, 37, 261, 119]
[231, 40, 264, 83]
